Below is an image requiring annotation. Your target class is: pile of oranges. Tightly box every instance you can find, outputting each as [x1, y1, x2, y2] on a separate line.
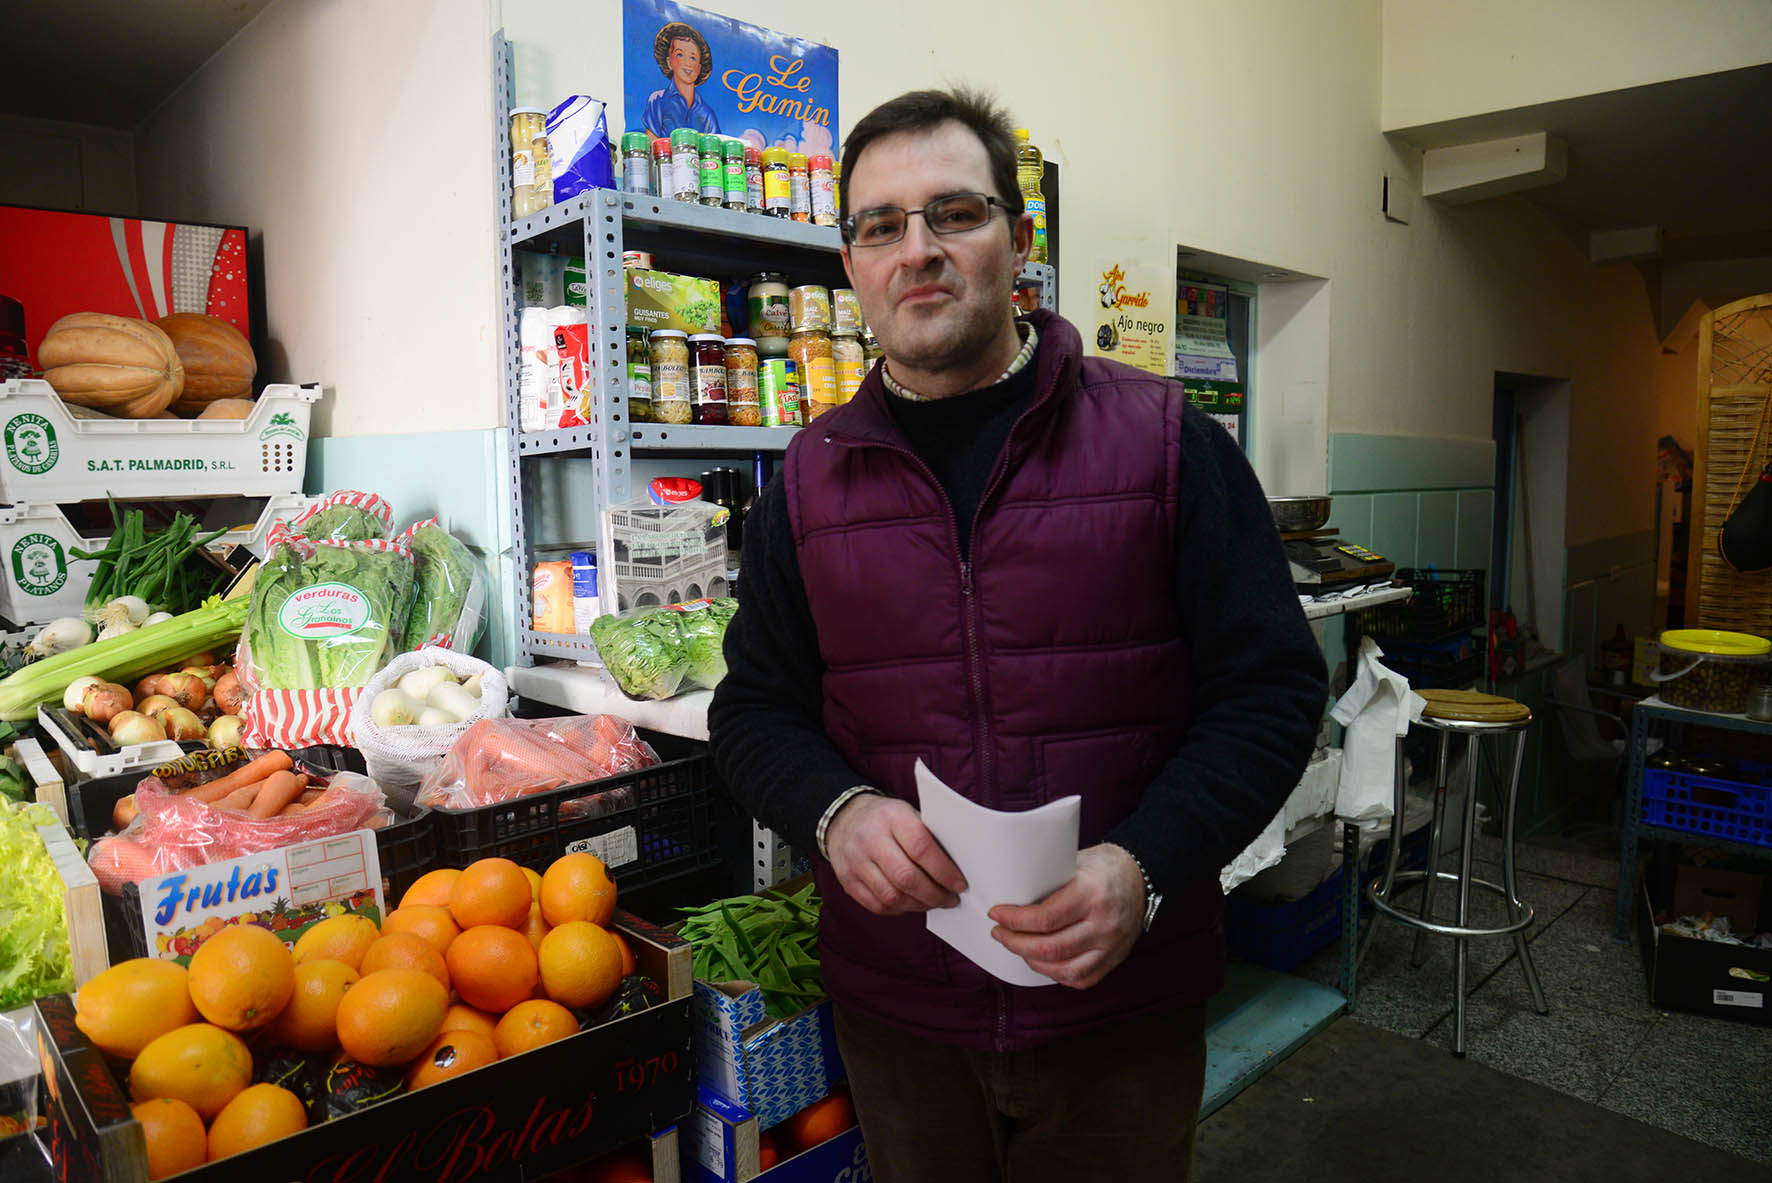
[73, 853, 635, 1179]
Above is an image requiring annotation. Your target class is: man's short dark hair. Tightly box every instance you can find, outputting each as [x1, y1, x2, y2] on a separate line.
[839, 87, 1024, 225]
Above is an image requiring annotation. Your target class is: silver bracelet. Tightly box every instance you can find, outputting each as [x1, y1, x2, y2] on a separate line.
[816, 785, 881, 859]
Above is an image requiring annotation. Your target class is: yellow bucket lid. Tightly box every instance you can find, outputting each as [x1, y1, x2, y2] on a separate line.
[1659, 629, 1772, 657]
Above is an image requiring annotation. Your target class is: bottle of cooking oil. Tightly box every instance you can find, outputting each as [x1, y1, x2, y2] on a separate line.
[1014, 128, 1047, 264]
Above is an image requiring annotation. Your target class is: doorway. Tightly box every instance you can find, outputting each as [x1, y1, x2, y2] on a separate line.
[1492, 372, 1571, 657]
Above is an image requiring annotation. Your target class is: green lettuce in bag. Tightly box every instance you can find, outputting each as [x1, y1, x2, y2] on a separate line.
[589, 598, 736, 700]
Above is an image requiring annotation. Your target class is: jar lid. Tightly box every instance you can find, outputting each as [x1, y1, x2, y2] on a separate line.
[809, 154, 832, 169]
[746, 146, 762, 163]
[1660, 629, 1772, 657]
[650, 328, 689, 339]
[510, 106, 547, 117]
[790, 153, 809, 167]
[688, 333, 726, 342]
[831, 329, 859, 338]
[750, 272, 787, 283]
[725, 337, 757, 346]
[622, 132, 650, 150]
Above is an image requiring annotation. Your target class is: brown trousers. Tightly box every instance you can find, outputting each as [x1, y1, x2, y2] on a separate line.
[832, 1000, 1208, 1183]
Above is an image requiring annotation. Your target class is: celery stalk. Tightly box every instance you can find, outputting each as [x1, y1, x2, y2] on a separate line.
[0, 595, 251, 720]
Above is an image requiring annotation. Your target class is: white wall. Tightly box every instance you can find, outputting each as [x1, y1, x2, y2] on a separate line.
[134, 0, 501, 439]
[0, 115, 136, 213]
[1381, 0, 1772, 131]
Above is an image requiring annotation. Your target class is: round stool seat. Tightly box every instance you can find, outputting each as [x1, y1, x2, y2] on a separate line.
[1417, 688, 1531, 725]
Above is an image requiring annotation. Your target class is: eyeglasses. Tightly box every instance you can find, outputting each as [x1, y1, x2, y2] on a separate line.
[842, 192, 1014, 247]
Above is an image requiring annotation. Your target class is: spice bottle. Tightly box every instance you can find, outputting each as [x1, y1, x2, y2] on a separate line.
[809, 154, 837, 227]
[788, 153, 812, 223]
[745, 146, 764, 214]
[725, 338, 761, 426]
[626, 327, 654, 422]
[860, 328, 885, 366]
[669, 129, 701, 202]
[831, 330, 866, 405]
[688, 334, 729, 425]
[761, 147, 791, 217]
[723, 138, 747, 211]
[832, 160, 842, 218]
[652, 137, 672, 198]
[699, 133, 725, 207]
[621, 131, 653, 196]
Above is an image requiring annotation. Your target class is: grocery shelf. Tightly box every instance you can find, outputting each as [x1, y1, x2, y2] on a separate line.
[507, 660, 712, 741]
[1301, 583, 1412, 620]
[522, 628, 601, 661]
[514, 424, 600, 456]
[631, 424, 801, 453]
[1017, 262, 1057, 311]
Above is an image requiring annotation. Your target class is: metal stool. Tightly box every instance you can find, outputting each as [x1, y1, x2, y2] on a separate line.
[1363, 690, 1548, 1056]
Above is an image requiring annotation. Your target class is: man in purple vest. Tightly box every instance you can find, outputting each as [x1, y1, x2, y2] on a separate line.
[709, 87, 1325, 1181]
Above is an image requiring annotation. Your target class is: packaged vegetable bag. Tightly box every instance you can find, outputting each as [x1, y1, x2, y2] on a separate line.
[283, 489, 394, 544]
[587, 597, 737, 700]
[349, 648, 508, 791]
[396, 518, 489, 652]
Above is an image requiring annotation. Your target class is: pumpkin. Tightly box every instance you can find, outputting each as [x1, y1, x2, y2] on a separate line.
[197, 398, 255, 421]
[39, 312, 183, 418]
[155, 313, 255, 414]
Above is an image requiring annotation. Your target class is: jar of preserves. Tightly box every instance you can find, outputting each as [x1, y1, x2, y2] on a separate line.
[723, 138, 747, 211]
[688, 333, 729, 425]
[860, 328, 885, 366]
[669, 129, 701, 202]
[832, 288, 864, 335]
[831, 331, 866, 404]
[509, 107, 548, 217]
[698, 133, 725, 206]
[530, 130, 554, 210]
[761, 147, 791, 217]
[650, 330, 692, 423]
[747, 272, 791, 354]
[789, 285, 832, 334]
[809, 154, 837, 227]
[745, 146, 764, 214]
[652, 137, 672, 197]
[627, 326, 654, 422]
[759, 358, 801, 426]
[724, 338, 761, 426]
[788, 153, 812, 223]
[790, 329, 837, 421]
[621, 131, 653, 195]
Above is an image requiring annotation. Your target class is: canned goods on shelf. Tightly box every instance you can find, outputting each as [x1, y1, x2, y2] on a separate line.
[623, 251, 655, 270]
[789, 285, 832, 333]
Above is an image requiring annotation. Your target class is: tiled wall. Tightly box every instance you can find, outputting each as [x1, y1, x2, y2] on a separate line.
[1325, 433, 1497, 576]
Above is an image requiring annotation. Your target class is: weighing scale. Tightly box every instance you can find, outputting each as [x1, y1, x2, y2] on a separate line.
[1283, 529, 1396, 590]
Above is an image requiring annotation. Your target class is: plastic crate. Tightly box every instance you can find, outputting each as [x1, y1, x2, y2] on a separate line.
[38, 702, 197, 780]
[1385, 641, 1484, 690]
[1642, 768, 1772, 849]
[429, 729, 719, 889]
[0, 379, 317, 501]
[1363, 568, 1485, 641]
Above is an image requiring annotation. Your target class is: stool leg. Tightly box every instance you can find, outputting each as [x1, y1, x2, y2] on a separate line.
[1452, 733, 1481, 1058]
[1358, 738, 1409, 974]
[1502, 728, 1549, 1015]
[1410, 730, 1453, 968]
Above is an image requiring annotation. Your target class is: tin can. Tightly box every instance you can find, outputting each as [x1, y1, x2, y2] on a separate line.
[759, 358, 801, 427]
[622, 251, 654, 270]
[788, 285, 832, 333]
[832, 288, 864, 334]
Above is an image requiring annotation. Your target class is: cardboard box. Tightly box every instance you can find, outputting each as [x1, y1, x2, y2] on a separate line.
[686, 1088, 868, 1183]
[626, 270, 721, 334]
[1673, 865, 1764, 933]
[34, 911, 696, 1182]
[693, 986, 839, 1131]
[1639, 865, 1772, 1026]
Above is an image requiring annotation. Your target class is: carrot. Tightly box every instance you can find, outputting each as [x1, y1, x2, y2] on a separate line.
[296, 788, 323, 805]
[249, 770, 306, 819]
[217, 782, 261, 812]
[187, 750, 293, 803]
[276, 802, 307, 817]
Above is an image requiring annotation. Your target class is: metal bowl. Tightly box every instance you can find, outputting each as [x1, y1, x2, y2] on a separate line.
[1269, 496, 1332, 533]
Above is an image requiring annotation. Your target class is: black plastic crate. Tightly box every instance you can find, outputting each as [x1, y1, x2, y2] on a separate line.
[1385, 642, 1484, 690]
[1363, 568, 1485, 641]
[428, 728, 719, 891]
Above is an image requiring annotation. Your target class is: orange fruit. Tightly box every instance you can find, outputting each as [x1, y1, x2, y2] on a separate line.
[131, 1097, 207, 1180]
[334, 968, 448, 1067]
[206, 1083, 307, 1160]
[75, 958, 199, 1059]
[406, 1028, 500, 1090]
[537, 921, 623, 1010]
[757, 1130, 780, 1170]
[446, 924, 540, 1013]
[612, 931, 637, 977]
[128, 1023, 253, 1120]
[267, 959, 358, 1053]
[450, 858, 534, 930]
[784, 1094, 855, 1152]
[522, 902, 552, 951]
[583, 1148, 653, 1181]
[291, 914, 379, 970]
[492, 999, 578, 1059]
[539, 853, 616, 928]
[439, 1003, 500, 1040]
[187, 924, 294, 1032]
[400, 867, 463, 909]
[521, 865, 544, 902]
[360, 932, 451, 993]
[381, 905, 461, 956]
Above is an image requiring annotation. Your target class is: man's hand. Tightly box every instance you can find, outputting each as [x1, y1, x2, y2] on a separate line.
[826, 793, 968, 916]
[988, 843, 1146, 990]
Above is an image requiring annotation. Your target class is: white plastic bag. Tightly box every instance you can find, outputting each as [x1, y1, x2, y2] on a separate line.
[1329, 637, 1425, 822]
[348, 648, 508, 791]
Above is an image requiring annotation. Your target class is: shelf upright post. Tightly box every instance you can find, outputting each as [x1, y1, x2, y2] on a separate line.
[587, 191, 635, 510]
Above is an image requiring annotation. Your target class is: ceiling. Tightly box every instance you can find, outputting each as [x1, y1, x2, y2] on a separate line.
[1392, 63, 1772, 266]
[0, 0, 272, 128]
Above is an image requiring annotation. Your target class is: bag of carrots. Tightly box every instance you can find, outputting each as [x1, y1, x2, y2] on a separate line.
[415, 714, 657, 811]
[87, 749, 390, 895]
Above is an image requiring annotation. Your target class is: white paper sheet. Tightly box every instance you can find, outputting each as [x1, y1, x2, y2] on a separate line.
[914, 759, 1081, 988]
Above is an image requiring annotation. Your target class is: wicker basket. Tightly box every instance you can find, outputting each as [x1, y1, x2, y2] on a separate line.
[1693, 295, 1772, 635]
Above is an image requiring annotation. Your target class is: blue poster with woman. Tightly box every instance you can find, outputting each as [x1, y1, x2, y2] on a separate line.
[624, 0, 839, 155]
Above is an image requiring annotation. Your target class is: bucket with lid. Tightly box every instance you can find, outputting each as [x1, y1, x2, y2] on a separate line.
[1651, 629, 1772, 713]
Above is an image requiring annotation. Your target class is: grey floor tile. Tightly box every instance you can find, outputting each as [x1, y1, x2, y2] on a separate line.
[1473, 830, 1619, 889]
[1495, 889, 1655, 1017]
[1596, 1010, 1772, 1165]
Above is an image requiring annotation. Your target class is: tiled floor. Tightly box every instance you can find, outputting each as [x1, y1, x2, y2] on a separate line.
[1291, 832, 1772, 1166]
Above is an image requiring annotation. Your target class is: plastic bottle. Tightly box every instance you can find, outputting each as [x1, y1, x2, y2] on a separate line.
[1014, 128, 1047, 264]
[809, 154, 837, 227]
[761, 147, 791, 217]
[789, 153, 811, 223]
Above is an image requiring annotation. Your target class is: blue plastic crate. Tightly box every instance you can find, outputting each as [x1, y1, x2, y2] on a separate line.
[1642, 769, 1772, 848]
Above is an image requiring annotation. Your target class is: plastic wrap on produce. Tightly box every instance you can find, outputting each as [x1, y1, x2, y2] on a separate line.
[588, 597, 737, 700]
[415, 714, 655, 812]
[395, 518, 489, 653]
[349, 649, 507, 790]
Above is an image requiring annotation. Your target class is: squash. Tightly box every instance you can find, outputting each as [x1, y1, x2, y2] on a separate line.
[155, 312, 255, 414]
[197, 398, 255, 421]
[39, 312, 183, 418]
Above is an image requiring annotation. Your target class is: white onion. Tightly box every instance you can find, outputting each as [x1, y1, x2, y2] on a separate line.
[397, 665, 457, 700]
[207, 715, 245, 751]
[461, 673, 484, 698]
[143, 612, 175, 627]
[427, 681, 481, 723]
[28, 617, 93, 662]
[369, 688, 421, 728]
[63, 675, 105, 712]
[417, 707, 457, 727]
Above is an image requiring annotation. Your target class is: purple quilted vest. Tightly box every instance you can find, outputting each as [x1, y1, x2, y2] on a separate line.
[784, 310, 1224, 1052]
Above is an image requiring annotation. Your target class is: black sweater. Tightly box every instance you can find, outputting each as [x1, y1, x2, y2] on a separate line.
[708, 356, 1327, 895]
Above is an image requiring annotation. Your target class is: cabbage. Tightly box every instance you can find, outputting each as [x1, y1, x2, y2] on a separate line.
[0, 803, 74, 1008]
[589, 598, 736, 700]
